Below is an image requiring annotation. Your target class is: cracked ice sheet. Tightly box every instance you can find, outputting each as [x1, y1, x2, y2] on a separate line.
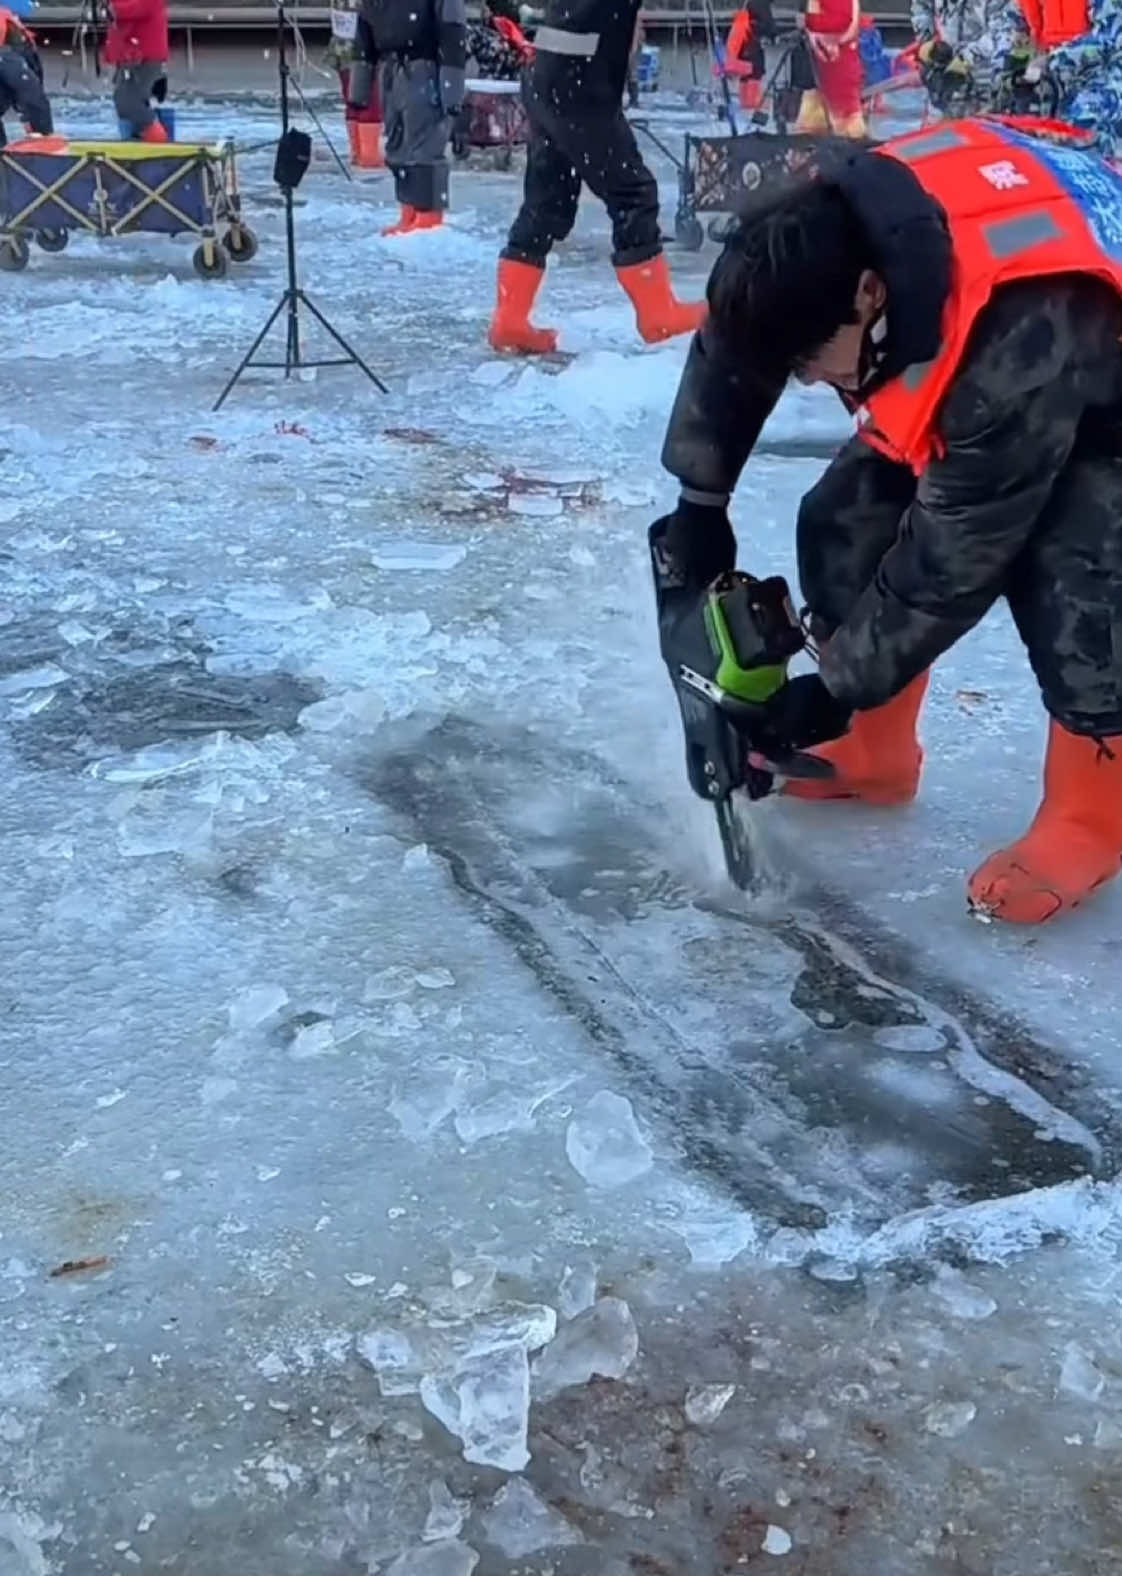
[0, 89, 1121, 1576]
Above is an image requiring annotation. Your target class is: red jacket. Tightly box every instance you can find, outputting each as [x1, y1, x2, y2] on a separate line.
[858, 117, 1122, 474]
[104, 0, 169, 66]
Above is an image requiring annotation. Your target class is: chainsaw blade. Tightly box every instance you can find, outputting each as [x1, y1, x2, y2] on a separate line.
[715, 793, 758, 891]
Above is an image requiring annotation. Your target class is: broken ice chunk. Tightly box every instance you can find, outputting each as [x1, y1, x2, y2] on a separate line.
[557, 1262, 598, 1320]
[685, 1383, 736, 1426]
[922, 1401, 977, 1437]
[669, 1211, 757, 1269]
[365, 965, 419, 1001]
[368, 541, 468, 571]
[931, 1267, 997, 1321]
[386, 1540, 479, 1576]
[422, 1479, 469, 1542]
[762, 1525, 793, 1556]
[532, 1298, 638, 1398]
[565, 1091, 652, 1188]
[229, 983, 289, 1031]
[1060, 1343, 1105, 1402]
[481, 1478, 583, 1557]
[290, 1020, 337, 1060]
[420, 1347, 531, 1471]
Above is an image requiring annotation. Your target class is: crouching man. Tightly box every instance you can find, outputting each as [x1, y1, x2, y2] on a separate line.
[653, 120, 1122, 924]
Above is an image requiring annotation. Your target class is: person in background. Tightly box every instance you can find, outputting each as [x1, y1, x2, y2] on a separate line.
[1029, 0, 1122, 157]
[105, 0, 170, 144]
[467, 0, 532, 80]
[0, 8, 51, 146]
[355, 0, 466, 235]
[723, 1, 775, 113]
[796, 0, 867, 137]
[911, 0, 1030, 111]
[328, 0, 384, 168]
[487, 0, 705, 353]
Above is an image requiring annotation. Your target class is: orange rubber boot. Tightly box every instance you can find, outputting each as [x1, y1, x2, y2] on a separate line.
[346, 120, 362, 164]
[140, 120, 169, 144]
[409, 209, 444, 231]
[487, 258, 558, 354]
[784, 671, 929, 806]
[616, 254, 706, 344]
[968, 723, 1122, 924]
[382, 204, 416, 236]
[355, 122, 385, 169]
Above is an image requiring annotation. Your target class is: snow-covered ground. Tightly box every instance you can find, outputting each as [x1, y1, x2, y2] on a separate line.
[2, 91, 1122, 1576]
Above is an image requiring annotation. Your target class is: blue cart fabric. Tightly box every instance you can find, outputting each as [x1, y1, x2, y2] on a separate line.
[0, 146, 215, 237]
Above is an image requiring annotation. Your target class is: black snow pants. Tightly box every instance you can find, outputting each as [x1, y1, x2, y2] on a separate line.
[113, 61, 167, 134]
[798, 435, 1122, 739]
[502, 69, 661, 269]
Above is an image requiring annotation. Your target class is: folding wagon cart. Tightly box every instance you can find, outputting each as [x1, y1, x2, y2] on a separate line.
[0, 137, 258, 278]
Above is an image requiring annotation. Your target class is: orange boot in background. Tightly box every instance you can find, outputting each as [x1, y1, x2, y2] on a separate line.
[140, 119, 169, 144]
[346, 120, 362, 164]
[615, 253, 706, 344]
[968, 722, 1122, 923]
[784, 670, 929, 806]
[355, 122, 384, 169]
[409, 209, 444, 231]
[382, 204, 416, 236]
[488, 259, 558, 354]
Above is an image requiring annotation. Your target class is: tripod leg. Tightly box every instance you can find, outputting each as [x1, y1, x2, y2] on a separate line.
[212, 291, 290, 410]
[297, 289, 389, 393]
[286, 290, 301, 376]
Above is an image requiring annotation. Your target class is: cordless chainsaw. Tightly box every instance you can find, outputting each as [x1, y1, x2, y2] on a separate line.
[673, 570, 835, 888]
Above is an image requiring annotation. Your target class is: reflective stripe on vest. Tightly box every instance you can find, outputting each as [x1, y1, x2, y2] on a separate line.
[534, 25, 599, 56]
[858, 117, 1122, 474]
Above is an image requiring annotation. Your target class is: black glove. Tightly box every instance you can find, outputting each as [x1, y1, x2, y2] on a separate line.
[756, 673, 852, 755]
[650, 503, 738, 801]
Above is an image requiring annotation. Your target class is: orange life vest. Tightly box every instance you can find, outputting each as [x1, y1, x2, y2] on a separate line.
[1018, 0, 1088, 48]
[857, 117, 1122, 475]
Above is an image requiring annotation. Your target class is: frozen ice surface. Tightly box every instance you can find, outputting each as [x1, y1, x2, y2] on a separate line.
[1060, 1343, 1106, 1402]
[4, 83, 1122, 1576]
[566, 1091, 654, 1187]
[533, 1298, 639, 1397]
[932, 1266, 998, 1320]
[924, 1401, 978, 1438]
[481, 1477, 584, 1556]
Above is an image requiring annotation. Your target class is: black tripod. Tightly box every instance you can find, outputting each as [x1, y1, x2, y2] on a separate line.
[214, 0, 388, 411]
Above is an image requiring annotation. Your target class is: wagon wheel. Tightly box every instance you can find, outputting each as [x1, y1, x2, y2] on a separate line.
[35, 228, 69, 254]
[192, 239, 229, 280]
[222, 224, 259, 263]
[0, 235, 30, 271]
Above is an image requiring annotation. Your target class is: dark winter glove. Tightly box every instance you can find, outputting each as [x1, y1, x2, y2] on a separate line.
[651, 505, 738, 802]
[754, 673, 852, 755]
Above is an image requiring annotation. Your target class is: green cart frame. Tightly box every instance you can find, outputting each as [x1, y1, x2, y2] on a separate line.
[0, 138, 258, 279]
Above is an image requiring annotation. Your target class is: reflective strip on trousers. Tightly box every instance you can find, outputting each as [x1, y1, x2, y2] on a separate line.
[533, 24, 599, 56]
